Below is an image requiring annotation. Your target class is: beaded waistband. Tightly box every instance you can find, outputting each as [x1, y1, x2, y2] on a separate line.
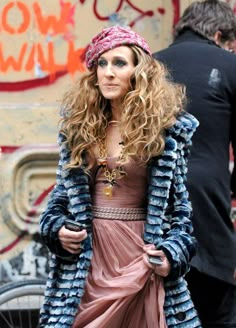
[92, 206, 147, 221]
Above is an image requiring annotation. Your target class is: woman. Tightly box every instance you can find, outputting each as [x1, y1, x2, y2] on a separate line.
[39, 26, 201, 327]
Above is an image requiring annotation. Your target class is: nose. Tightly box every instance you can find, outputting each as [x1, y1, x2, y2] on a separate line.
[104, 63, 115, 77]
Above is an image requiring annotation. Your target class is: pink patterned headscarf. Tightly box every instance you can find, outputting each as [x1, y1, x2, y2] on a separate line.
[85, 25, 152, 70]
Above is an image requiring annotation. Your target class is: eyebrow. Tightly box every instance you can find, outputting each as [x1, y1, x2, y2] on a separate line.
[99, 55, 127, 60]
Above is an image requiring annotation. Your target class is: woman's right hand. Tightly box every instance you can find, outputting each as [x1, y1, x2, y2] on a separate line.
[58, 226, 88, 254]
[143, 244, 171, 277]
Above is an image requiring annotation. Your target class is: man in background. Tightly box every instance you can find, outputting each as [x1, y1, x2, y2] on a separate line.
[154, 1, 236, 327]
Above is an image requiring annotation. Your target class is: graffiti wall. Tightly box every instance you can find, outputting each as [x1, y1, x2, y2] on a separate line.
[0, 0, 235, 282]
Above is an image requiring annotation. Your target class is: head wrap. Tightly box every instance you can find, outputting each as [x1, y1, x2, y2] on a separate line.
[85, 25, 152, 70]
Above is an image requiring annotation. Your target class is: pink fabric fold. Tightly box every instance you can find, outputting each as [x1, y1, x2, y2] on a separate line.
[72, 219, 167, 328]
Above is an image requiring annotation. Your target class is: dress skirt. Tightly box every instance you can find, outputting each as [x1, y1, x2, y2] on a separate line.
[72, 211, 167, 328]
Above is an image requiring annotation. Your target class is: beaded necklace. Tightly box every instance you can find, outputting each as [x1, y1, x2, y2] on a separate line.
[97, 127, 126, 197]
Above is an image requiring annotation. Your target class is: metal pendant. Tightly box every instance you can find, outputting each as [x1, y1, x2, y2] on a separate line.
[103, 184, 113, 197]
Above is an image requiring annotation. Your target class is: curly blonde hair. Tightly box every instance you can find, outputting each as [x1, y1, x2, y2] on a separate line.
[60, 45, 186, 169]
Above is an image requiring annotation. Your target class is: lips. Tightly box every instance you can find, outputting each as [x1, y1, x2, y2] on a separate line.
[103, 84, 118, 87]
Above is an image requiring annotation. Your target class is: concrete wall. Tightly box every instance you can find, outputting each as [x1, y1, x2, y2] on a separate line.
[0, 0, 235, 282]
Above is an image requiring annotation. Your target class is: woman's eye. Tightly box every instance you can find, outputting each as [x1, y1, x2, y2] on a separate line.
[97, 59, 107, 67]
[114, 59, 127, 67]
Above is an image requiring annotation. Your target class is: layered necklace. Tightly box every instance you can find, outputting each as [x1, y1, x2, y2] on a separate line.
[97, 121, 126, 197]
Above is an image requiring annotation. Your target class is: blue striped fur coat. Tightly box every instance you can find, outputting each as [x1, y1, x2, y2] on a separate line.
[39, 112, 202, 327]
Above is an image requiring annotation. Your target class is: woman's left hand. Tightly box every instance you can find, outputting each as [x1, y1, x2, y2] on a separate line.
[143, 244, 171, 277]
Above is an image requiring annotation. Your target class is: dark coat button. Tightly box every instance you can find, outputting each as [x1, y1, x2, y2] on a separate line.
[176, 312, 186, 321]
[61, 293, 66, 302]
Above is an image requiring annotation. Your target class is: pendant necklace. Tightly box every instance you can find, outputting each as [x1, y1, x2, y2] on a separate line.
[97, 133, 126, 197]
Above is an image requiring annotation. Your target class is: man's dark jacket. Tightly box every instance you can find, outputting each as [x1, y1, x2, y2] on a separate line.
[154, 29, 236, 285]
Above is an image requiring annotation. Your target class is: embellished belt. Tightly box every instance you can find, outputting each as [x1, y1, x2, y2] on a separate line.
[92, 206, 147, 221]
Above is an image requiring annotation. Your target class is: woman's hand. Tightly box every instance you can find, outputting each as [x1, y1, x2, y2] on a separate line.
[143, 244, 171, 277]
[58, 226, 88, 254]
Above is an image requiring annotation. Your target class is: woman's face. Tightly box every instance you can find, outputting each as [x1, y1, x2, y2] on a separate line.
[96, 46, 135, 103]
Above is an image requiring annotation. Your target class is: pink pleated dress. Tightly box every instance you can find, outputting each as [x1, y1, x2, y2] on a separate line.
[72, 158, 167, 328]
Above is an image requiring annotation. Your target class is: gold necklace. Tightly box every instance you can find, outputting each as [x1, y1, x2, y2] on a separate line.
[97, 136, 126, 197]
